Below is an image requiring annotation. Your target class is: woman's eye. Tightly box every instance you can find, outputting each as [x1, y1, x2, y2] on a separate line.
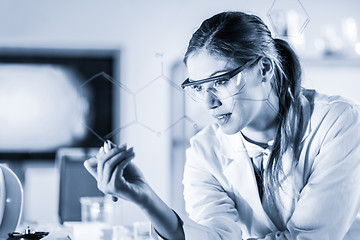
[191, 84, 203, 92]
[214, 79, 229, 87]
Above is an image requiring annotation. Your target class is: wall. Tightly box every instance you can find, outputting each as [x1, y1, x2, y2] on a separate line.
[0, 0, 359, 225]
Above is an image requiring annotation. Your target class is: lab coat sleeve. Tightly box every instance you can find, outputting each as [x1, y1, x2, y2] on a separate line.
[257, 104, 360, 239]
[179, 144, 244, 240]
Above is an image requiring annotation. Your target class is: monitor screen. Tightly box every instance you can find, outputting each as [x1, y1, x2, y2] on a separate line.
[0, 48, 120, 160]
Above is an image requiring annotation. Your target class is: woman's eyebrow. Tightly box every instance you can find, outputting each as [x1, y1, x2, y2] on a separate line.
[209, 69, 230, 77]
[188, 68, 231, 82]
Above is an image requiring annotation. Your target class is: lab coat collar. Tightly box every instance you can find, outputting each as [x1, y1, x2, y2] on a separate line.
[217, 130, 244, 159]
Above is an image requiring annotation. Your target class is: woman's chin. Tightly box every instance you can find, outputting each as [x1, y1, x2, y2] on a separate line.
[218, 123, 242, 135]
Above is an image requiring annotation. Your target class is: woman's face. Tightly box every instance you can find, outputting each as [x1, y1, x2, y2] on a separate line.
[186, 50, 278, 135]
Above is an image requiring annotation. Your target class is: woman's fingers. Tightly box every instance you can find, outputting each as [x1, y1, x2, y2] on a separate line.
[101, 147, 134, 184]
[86, 145, 106, 174]
[85, 144, 114, 180]
[104, 140, 124, 153]
[97, 144, 126, 182]
[96, 147, 105, 158]
[104, 141, 110, 153]
[84, 141, 135, 198]
[108, 153, 135, 192]
[100, 150, 134, 196]
[98, 142, 110, 181]
[103, 141, 127, 202]
[115, 149, 135, 174]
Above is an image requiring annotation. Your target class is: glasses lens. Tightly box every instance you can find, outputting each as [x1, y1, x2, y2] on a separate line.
[184, 73, 246, 103]
[214, 72, 245, 100]
[184, 83, 205, 102]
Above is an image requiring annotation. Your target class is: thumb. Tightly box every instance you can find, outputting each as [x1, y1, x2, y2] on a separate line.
[84, 158, 98, 179]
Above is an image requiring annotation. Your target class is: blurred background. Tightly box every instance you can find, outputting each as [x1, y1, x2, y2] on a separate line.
[0, 0, 360, 233]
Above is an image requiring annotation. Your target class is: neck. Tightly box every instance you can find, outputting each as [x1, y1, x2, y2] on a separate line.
[241, 88, 279, 144]
[241, 132, 270, 149]
[241, 122, 278, 145]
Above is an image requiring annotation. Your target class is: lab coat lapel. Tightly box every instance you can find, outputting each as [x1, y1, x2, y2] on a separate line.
[219, 131, 277, 232]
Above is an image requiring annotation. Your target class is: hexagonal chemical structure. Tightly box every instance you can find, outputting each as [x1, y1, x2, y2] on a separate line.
[104, 83, 137, 140]
[267, 0, 310, 38]
[78, 72, 121, 143]
[184, 93, 212, 131]
[134, 75, 185, 135]
[168, 58, 202, 134]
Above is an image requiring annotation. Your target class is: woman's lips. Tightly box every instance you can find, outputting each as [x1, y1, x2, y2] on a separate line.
[213, 113, 232, 125]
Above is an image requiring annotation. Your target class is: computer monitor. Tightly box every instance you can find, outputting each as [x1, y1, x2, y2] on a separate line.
[56, 147, 103, 224]
[0, 47, 120, 161]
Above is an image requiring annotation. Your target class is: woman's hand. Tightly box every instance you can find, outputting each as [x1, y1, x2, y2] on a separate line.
[85, 141, 185, 240]
[84, 141, 150, 205]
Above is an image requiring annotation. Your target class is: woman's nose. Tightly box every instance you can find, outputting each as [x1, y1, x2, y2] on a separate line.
[204, 90, 222, 109]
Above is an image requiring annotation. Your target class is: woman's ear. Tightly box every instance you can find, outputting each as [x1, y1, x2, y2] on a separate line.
[258, 57, 274, 83]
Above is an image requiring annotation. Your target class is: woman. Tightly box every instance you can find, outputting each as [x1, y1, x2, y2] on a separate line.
[84, 11, 360, 239]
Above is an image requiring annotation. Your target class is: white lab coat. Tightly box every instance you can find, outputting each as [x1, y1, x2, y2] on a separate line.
[172, 89, 360, 240]
[150, 89, 360, 239]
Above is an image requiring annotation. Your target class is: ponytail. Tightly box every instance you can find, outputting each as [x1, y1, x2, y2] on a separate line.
[274, 38, 302, 97]
[264, 38, 304, 200]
